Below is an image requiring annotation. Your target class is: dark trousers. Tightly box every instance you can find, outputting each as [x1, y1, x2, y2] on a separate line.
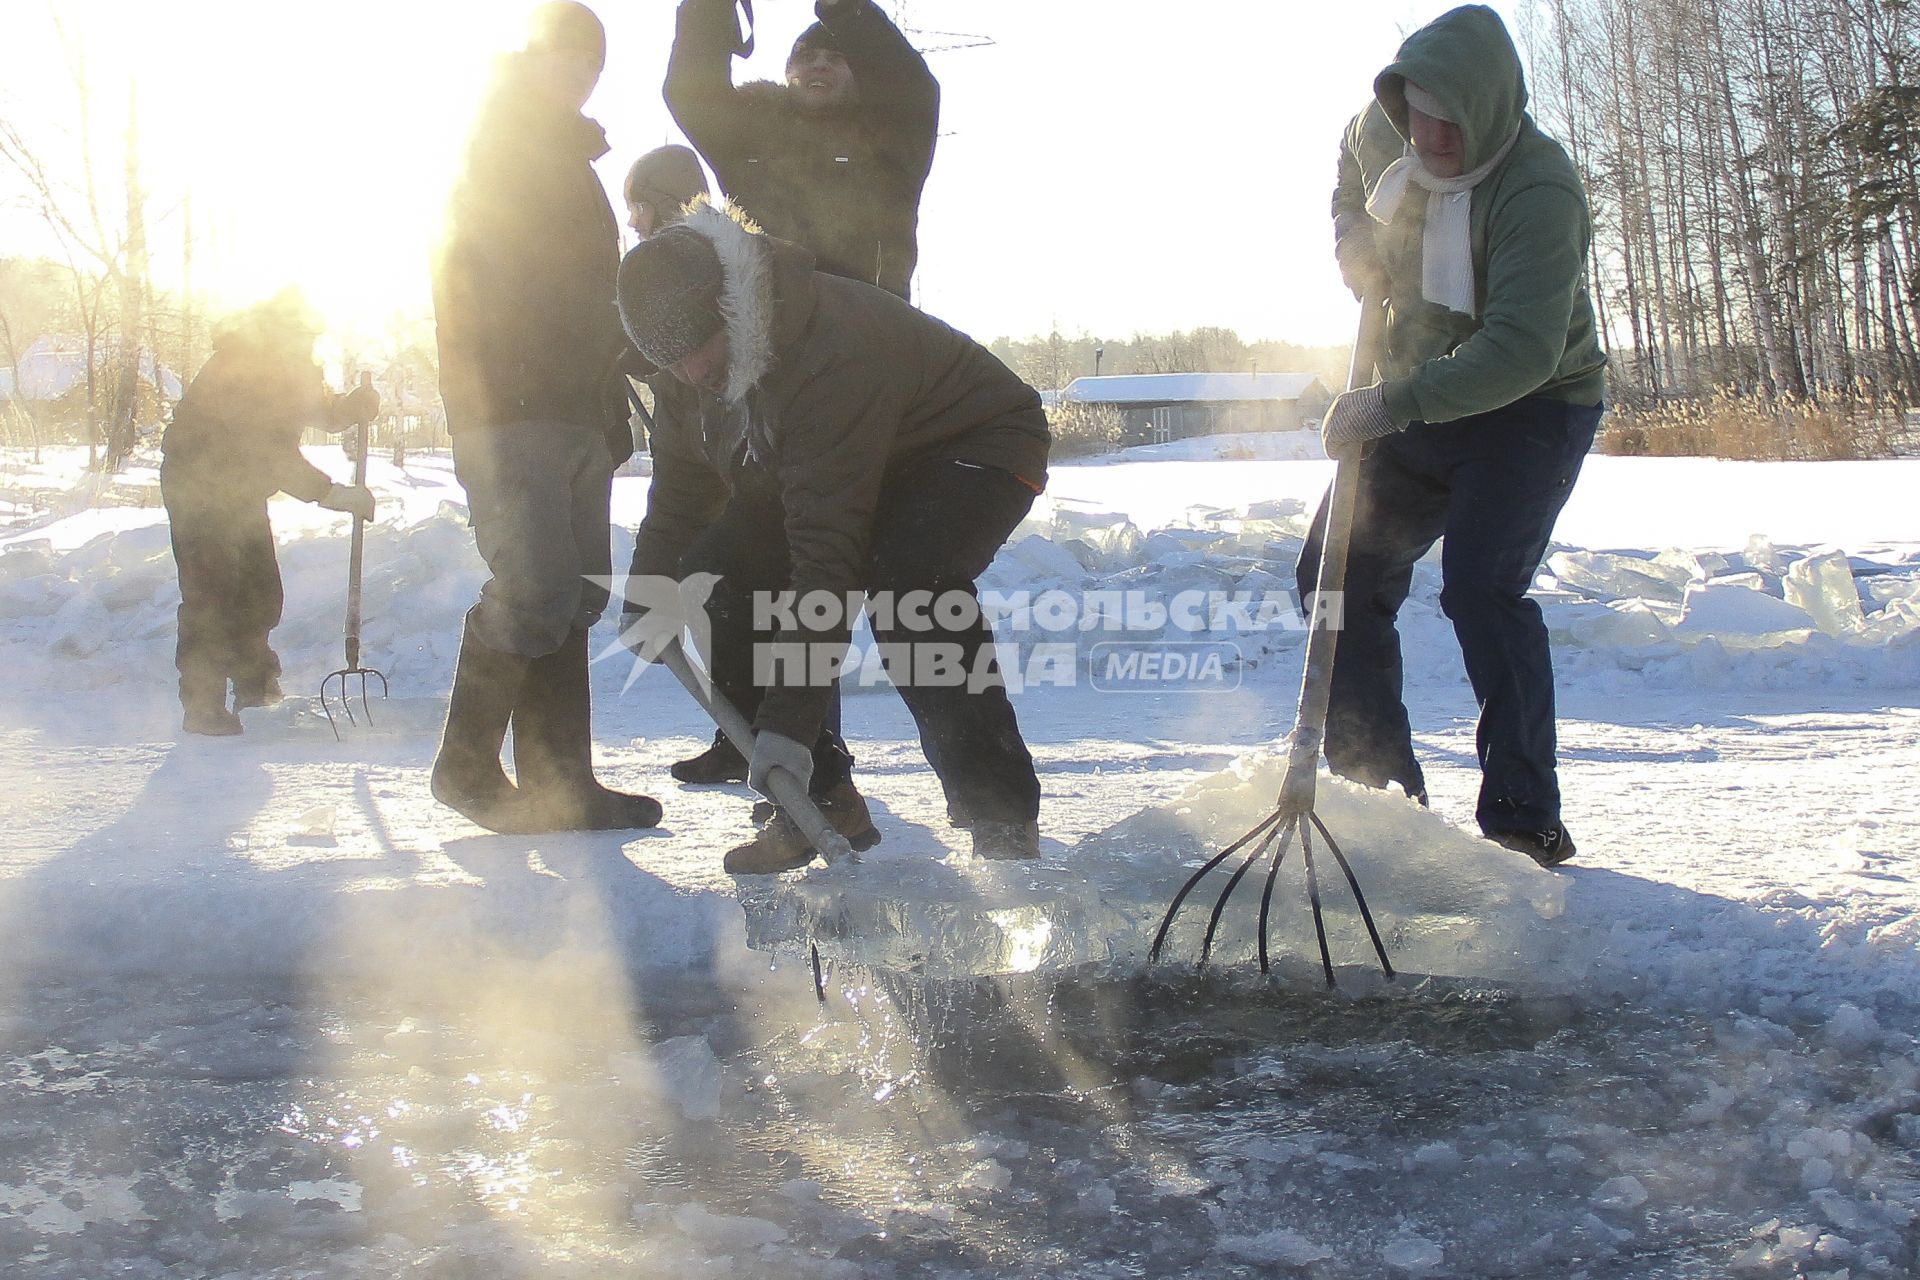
[685, 458, 1041, 823]
[165, 489, 283, 709]
[681, 467, 853, 789]
[1297, 396, 1599, 832]
[452, 421, 615, 660]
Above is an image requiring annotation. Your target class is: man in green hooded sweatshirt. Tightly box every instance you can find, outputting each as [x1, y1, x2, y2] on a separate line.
[1304, 4, 1607, 867]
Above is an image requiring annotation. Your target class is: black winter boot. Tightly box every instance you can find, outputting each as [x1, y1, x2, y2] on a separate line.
[512, 629, 662, 831]
[431, 612, 533, 833]
[232, 652, 284, 710]
[669, 731, 749, 784]
[1486, 823, 1577, 868]
[183, 702, 244, 736]
[181, 676, 243, 736]
[970, 819, 1041, 861]
[231, 672, 284, 710]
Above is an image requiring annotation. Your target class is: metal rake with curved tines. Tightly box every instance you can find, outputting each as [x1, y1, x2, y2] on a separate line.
[321, 374, 388, 741]
[1148, 300, 1396, 988]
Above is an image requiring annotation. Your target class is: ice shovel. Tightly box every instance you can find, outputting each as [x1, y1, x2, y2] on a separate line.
[1148, 300, 1395, 987]
[655, 638, 857, 868]
[320, 373, 389, 740]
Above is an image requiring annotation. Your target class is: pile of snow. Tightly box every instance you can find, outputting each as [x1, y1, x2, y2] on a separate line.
[5, 444, 1917, 704]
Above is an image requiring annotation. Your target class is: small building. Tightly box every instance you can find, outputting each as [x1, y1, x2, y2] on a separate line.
[0, 334, 182, 408]
[1061, 372, 1332, 445]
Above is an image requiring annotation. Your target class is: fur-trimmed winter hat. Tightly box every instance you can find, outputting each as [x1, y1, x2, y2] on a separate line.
[624, 145, 708, 214]
[525, 1, 606, 71]
[618, 227, 726, 369]
[789, 21, 842, 62]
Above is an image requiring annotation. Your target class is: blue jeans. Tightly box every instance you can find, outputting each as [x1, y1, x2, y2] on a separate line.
[1297, 396, 1600, 833]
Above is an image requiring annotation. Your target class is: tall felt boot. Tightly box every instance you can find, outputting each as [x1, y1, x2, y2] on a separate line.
[181, 675, 243, 737]
[431, 611, 533, 833]
[512, 629, 663, 831]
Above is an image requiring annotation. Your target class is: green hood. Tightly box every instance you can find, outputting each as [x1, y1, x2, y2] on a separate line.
[1374, 4, 1527, 173]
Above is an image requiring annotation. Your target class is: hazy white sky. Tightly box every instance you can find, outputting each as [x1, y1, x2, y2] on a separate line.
[0, 0, 1535, 350]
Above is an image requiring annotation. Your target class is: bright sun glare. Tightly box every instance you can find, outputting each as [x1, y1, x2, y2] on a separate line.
[9, 1, 533, 344]
[9, 0, 1466, 350]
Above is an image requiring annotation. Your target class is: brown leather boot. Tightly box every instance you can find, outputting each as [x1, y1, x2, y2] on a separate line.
[724, 779, 881, 874]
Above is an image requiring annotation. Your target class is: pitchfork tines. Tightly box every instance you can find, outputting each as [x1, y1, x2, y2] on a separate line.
[1146, 744, 1395, 987]
[322, 374, 388, 741]
[321, 651, 389, 740]
[1149, 295, 1396, 989]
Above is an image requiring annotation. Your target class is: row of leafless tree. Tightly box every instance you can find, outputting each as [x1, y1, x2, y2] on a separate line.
[0, 28, 185, 469]
[988, 328, 1351, 397]
[1522, 0, 1920, 406]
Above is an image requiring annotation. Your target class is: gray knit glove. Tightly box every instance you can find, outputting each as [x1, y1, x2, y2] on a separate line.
[748, 730, 815, 799]
[1320, 384, 1403, 456]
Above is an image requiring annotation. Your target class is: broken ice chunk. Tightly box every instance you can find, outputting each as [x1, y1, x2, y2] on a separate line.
[1674, 579, 1817, 646]
[288, 805, 338, 846]
[1783, 550, 1866, 636]
[1545, 550, 1692, 603]
[1219, 1227, 1333, 1266]
[1591, 1175, 1649, 1209]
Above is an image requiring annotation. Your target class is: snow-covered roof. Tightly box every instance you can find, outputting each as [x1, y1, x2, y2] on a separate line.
[1062, 372, 1327, 406]
[0, 334, 182, 403]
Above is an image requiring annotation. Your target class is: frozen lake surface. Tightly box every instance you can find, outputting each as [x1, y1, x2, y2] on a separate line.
[2, 442, 1917, 1275]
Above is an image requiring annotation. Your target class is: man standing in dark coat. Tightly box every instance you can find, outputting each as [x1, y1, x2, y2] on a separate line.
[664, 0, 938, 300]
[161, 290, 379, 736]
[429, 0, 661, 835]
[659, 0, 936, 791]
[618, 201, 1049, 873]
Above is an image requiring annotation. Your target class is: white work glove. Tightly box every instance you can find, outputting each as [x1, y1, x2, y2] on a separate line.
[1320, 384, 1403, 456]
[319, 483, 376, 522]
[747, 730, 814, 799]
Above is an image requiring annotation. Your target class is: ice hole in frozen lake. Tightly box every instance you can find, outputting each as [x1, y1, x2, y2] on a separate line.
[741, 752, 1587, 993]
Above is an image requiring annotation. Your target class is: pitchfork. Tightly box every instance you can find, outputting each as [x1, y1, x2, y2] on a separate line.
[321, 372, 388, 740]
[1148, 300, 1396, 988]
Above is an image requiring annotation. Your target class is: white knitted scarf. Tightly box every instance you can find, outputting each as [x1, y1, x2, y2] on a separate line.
[1364, 121, 1520, 316]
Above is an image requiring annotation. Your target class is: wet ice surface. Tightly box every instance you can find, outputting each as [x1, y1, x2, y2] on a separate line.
[6, 968, 1918, 1278]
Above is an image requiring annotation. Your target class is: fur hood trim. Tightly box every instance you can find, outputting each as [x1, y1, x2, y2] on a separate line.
[677, 196, 775, 405]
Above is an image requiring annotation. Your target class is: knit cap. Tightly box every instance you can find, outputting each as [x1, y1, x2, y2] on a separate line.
[789, 21, 841, 62]
[618, 227, 725, 369]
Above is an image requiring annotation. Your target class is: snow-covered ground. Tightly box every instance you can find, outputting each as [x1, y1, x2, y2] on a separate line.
[2, 437, 1917, 1277]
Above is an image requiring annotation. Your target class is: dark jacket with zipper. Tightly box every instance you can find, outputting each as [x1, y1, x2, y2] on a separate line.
[434, 54, 632, 460]
[665, 0, 938, 298]
[629, 372, 736, 579]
